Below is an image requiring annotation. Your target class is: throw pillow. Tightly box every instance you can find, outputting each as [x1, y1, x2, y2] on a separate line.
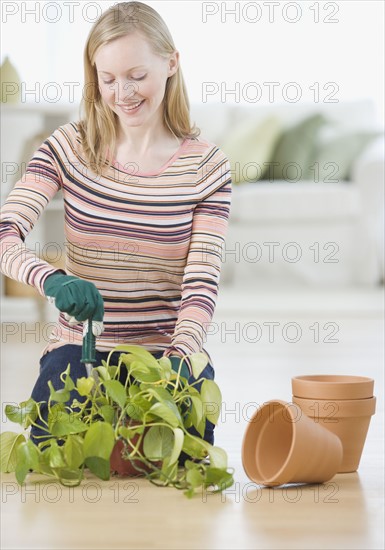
[219, 115, 282, 184]
[310, 131, 381, 183]
[264, 113, 328, 182]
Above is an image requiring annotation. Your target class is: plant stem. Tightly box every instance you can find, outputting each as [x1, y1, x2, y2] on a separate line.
[28, 419, 51, 434]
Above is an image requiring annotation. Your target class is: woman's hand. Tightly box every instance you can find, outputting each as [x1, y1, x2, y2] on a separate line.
[43, 271, 104, 333]
[169, 355, 191, 380]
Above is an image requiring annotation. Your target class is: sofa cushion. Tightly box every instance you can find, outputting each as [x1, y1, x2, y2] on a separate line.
[218, 115, 282, 184]
[229, 181, 361, 223]
[227, 99, 377, 134]
[264, 113, 328, 181]
[311, 131, 381, 182]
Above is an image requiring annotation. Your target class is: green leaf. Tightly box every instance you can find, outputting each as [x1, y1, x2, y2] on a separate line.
[99, 405, 115, 424]
[56, 467, 83, 487]
[15, 440, 40, 484]
[48, 380, 70, 403]
[85, 457, 111, 481]
[200, 379, 222, 425]
[50, 402, 67, 414]
[189, 395, 204, 430]
[108, 365, 118, 379]
[103, 380, 127, 409]
[126, 394, 152, 420]
[83, 421, 115, 461]
[184, 414, 193, 429]
[143, 426, 174, 460]
[76, 377, 95, 397]
[128, 385, 140, 397]
[38, 447, 55, 476]
[186, 466, 205, 488]
[47, 403, 66, 425]
[204, 468, 234, 492]
[184, 488, 195, 498]
[47, 440, 66, 468]
[146, 387, 183, 427]
[157, 357, 172, 382]
[159, 456, 178, 482]
[95, 366, 110, 381]
[64, 435, 84, 469]
[189, 352, 209, 379]
[60, 363, 75, 391]
[4, 398, 38, 428]
[148, 401, 182, 428]
[147, 386, 175, 404]
[119, 424, 145, 440]
[207, 445, 227, 470]
[113, 345, 161, 369]
[4, 404, 22, 424]
[158, 356, 172, 368]
[93, 395, 109, 407]
[0, 432, 26, 473]
[195, 416, 206, 439]
[181, 433, 208, 460]
[169, 428, 184, 465]
[184, 385, 201, 398]
[129, 360, 161, 383]
[48, 411, 88, 436]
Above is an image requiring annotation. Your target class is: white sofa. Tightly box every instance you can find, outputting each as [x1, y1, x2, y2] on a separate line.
[190, 99, 384, 287]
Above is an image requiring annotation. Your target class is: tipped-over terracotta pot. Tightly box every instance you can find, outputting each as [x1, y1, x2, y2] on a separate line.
[292, 396, 376, 473]
[242, 400, 343, 487]
[292, 375, 374, 400]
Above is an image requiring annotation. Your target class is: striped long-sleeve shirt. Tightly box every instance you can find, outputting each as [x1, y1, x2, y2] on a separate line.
[0, 121, 232, 366]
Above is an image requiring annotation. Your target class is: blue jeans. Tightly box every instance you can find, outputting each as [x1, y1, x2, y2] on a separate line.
[30, 344, 216, 466]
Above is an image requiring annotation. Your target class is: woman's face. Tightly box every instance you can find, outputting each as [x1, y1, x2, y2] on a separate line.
[95, 32, 178, 127]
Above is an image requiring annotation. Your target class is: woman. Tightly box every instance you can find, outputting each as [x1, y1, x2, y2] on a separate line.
[0, 1, 232, 460]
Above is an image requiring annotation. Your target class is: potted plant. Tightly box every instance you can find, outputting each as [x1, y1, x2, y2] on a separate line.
[0, 345, 234, 498]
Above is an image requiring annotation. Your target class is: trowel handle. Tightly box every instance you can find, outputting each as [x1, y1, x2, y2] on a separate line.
[81, 319, 96, 365]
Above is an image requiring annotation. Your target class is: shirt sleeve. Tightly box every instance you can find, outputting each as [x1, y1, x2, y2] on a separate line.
[0, 131, 65, 298]
[163, 146, 232, 363]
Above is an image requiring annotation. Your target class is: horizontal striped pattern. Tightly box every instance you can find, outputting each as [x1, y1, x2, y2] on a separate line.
[0, 122, 232, 364]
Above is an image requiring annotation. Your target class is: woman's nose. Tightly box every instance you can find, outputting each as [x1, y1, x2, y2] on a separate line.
[114, 81, 139, 104]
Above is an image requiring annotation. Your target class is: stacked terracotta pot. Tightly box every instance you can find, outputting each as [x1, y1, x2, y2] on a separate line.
[291, 375, 376, 473]
[242, 375, 376, 487]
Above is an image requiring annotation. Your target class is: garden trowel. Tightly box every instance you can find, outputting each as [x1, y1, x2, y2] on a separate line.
[81, 319, 99, 385]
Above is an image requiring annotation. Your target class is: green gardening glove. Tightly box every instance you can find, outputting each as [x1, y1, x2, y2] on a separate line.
[169, 355, 191, 381]
[43, 271, 104, 325]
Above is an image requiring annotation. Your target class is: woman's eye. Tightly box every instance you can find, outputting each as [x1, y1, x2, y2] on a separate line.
[103, 76, 146, 85]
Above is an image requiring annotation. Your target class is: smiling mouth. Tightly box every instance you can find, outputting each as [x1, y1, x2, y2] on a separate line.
[117, 100, 145, 112]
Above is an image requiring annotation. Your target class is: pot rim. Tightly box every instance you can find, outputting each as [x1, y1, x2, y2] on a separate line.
[292, 375, 374, 400]
[242, 400, 297, 485]
[241, 399, 341, 486]
[292, 374, 374, 384]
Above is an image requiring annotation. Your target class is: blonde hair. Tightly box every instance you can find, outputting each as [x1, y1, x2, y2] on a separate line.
[77, 1, 200, 173]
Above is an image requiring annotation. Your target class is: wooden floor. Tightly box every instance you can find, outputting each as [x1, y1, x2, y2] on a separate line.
[1, 287, 384, 550]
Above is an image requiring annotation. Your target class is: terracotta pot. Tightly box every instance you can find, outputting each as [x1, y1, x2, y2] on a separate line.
[110, 439, 151, 477]
[292, 375, 374, 400]
[110, 424, 161, 477]
[241, 400, 343, 487]
[292, 396, 376, 473]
